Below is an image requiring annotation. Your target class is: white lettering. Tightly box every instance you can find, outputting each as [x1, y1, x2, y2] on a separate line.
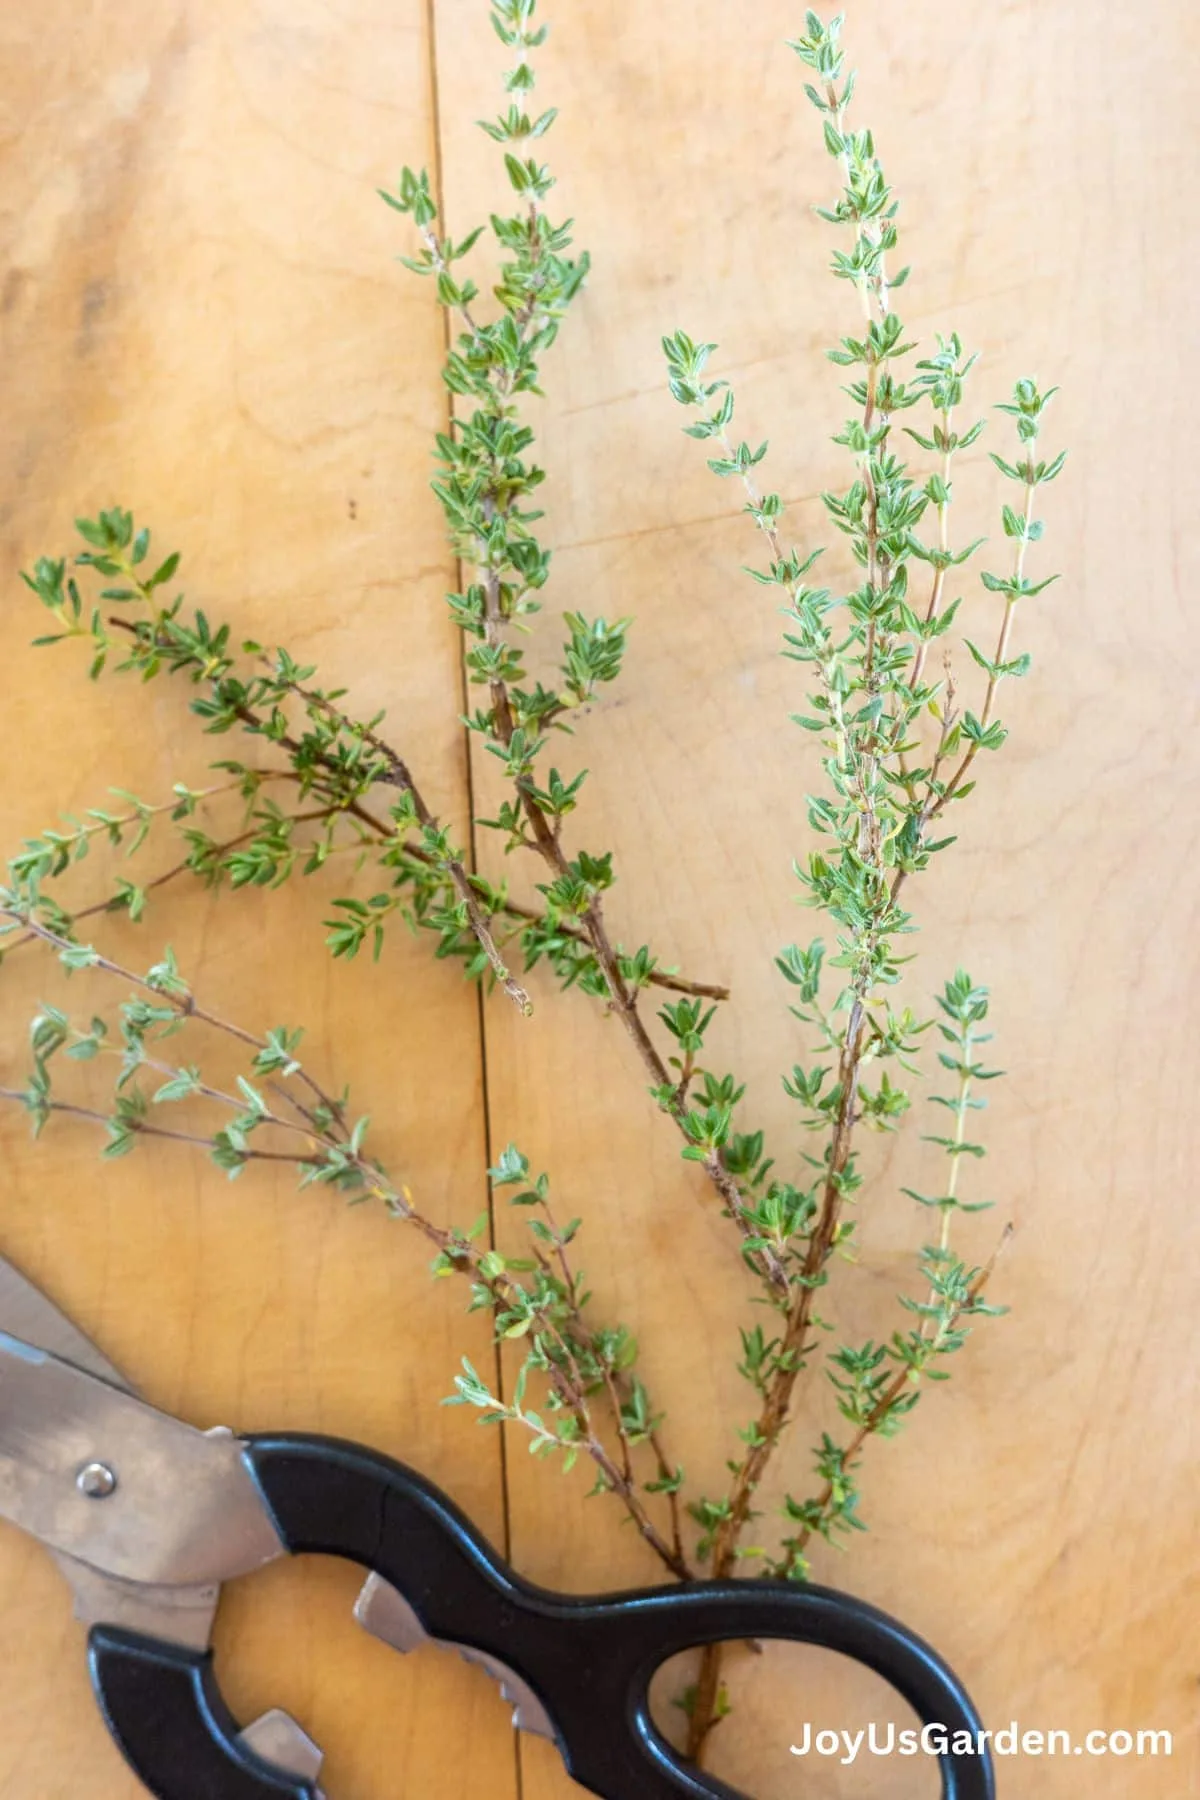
[788, 1719, 1170, 1762]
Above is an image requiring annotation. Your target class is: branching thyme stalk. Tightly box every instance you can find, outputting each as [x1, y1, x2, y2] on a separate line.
[384, 0, 788, 1288]
[21, 529, 732, 1017]
[0, 887, 688, 1575]
[3, 0, 1066, 1764]
[0, 763, 727, 1009]
[665, 11, 1063, 1758]
[776, 1224, 1011, 1577]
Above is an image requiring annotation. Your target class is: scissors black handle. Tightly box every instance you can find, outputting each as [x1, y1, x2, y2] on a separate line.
[88, 1432, 995, 1800]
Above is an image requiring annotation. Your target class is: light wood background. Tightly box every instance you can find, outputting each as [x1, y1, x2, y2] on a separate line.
[0, 2, 1196, 1797]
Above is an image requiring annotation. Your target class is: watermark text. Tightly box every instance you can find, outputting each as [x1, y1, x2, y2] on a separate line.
[790, 1722, 1172, 1764]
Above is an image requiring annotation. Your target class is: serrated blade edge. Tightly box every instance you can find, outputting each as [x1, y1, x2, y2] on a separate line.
[354, 1572, 557, 1741]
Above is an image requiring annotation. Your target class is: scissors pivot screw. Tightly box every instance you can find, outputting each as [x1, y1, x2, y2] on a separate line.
[76, 1461, 117, 1499]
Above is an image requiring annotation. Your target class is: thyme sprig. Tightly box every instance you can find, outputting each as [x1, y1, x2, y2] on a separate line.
[383, 0, 785, 1283]
[665, 10, 1060, 1754]
[0, 898, 686, 1575]
[0, 762, 726, 1004]
[20, 541, 725, 1009]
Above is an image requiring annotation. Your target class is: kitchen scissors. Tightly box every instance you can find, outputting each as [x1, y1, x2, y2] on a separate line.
[0, 1252, 995, 1798]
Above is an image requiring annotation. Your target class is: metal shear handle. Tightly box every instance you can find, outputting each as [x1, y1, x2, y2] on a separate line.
[90, 1433, 995, 1800]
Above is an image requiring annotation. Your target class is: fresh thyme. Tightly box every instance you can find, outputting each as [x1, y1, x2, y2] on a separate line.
[3, 2, 1062, 1763]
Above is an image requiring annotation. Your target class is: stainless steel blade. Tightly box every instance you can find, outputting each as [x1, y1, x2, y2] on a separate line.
[354, 1571, 556, 1742]
[52, 1552, 220, 1651]
[239, 1708, 325, 1787]
[353, 1570, 427, 1650]
[0, 1258, 134, 1393]
[0, 1334, 284, 1586]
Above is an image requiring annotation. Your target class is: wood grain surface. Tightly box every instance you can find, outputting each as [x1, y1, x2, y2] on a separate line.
[1, 2, 1196, 1797]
